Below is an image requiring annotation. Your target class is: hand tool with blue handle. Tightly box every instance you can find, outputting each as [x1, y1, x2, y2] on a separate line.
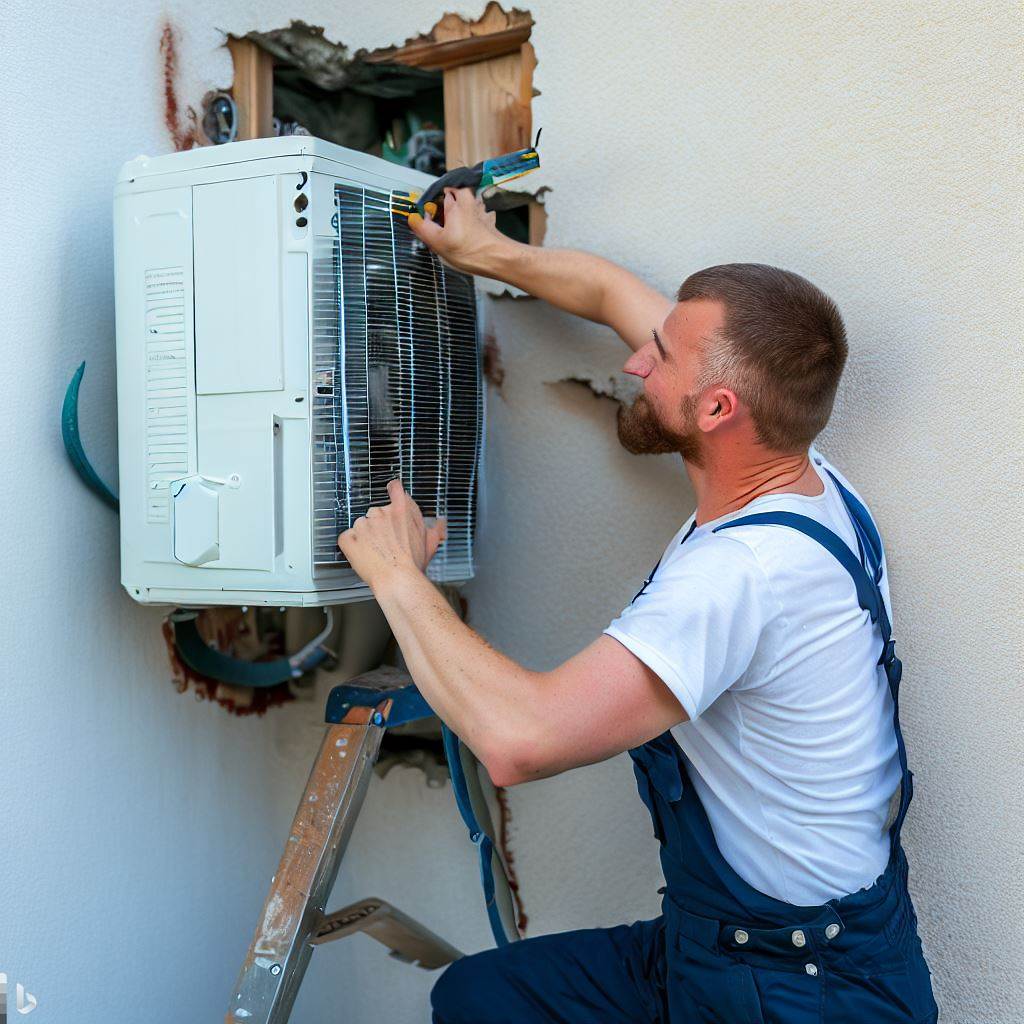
[392, 133, 541, 221]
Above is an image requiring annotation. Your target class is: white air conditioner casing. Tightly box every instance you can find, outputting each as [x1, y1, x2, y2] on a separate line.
[114, 137, 483, 607]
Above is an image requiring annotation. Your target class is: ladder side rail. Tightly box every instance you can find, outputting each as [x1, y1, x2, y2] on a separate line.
[225, 703, 390, 1024]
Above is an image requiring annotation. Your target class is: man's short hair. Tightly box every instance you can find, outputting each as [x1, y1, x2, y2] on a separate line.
[677, 264, 848, 452]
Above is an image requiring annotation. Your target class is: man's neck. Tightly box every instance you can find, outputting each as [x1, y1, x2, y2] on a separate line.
[685, 445, 822, 526]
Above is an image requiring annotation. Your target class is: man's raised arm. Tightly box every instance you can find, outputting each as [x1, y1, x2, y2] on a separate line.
[409, 188, 673, 352]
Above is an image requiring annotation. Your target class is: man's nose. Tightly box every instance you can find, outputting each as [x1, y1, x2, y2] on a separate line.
[623, 347, 653, 379]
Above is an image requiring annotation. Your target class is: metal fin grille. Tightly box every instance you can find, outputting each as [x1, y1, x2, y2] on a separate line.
[313, 183, 482, 582]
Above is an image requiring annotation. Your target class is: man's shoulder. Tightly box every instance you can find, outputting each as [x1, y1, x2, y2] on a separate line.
[663, 525, 770, 585]
[810, 449, 873, 510]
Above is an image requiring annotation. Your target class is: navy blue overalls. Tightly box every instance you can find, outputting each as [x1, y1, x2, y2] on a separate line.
[432, 474, 938, 1023]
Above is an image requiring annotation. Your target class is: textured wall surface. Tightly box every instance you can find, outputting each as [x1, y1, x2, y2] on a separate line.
[1, 1, 1020, 1022]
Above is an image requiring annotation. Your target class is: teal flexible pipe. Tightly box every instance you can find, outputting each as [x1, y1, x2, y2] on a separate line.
[61, 362, 119, 510]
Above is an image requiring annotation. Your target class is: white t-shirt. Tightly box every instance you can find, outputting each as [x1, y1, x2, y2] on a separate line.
[605, 451, 901, 907]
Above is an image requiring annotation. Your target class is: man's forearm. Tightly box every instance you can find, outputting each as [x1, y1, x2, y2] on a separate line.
[372, 568, 548, 784]
[475, 241, 610, 319]
[410, 190, 671, 349]
[474, 239, 670, 352]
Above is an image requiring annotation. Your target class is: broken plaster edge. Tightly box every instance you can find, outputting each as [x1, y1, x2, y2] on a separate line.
[545, 375, 637, 406]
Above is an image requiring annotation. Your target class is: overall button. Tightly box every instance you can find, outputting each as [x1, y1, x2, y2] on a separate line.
[791, 929, 806, 948]
[825, 923, 840, 940]
[805, 963, 818, 977]
[734, 929, 749, 945]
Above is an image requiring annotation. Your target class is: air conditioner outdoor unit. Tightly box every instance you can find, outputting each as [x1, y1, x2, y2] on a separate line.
[114, 137, 483, 608]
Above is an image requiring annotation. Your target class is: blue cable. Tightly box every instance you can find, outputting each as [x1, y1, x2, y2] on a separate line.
[441, 724, 514, 947]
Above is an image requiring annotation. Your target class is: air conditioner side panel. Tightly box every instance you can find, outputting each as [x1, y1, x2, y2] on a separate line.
[114, 185, 199, 595]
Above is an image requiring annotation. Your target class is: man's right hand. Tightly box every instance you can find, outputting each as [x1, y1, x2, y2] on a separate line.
[408, 185, 673, 353]
[408, 187, 509, 277]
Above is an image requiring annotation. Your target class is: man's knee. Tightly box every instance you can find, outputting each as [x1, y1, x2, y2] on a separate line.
[430, 922, 662, 1024]
[430, 952, 495, 1023]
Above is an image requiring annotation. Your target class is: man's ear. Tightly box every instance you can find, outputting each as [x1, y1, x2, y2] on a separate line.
[701, 388, 738, 431]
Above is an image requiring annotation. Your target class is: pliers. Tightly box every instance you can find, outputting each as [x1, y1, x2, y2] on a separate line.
[392, 134, 541, 223]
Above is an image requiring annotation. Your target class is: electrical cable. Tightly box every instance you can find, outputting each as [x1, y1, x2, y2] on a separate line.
[441, 723, 521, 947]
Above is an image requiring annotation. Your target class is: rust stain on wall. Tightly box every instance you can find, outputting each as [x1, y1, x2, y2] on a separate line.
[495, 785, 528, 933]
[482, 331, 506, 392]
[160, 23, 200, 151]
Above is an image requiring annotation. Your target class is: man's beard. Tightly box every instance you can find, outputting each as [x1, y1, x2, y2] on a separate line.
[616, 392, 703, 465]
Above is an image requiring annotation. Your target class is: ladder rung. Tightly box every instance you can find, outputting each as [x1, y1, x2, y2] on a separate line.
[312, 896, 462, 970]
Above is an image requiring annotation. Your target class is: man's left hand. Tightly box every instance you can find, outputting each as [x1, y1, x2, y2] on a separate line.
[338, 479, 447, 592]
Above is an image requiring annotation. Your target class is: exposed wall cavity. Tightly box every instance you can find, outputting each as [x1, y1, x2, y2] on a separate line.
[242, 21, 363, 90]
[238, 22, 442, 152]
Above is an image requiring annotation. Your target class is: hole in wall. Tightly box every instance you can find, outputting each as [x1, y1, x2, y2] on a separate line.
[486, 184, 548, 246]
[229, 5, 540, 243]
[240, 21, 446, 170]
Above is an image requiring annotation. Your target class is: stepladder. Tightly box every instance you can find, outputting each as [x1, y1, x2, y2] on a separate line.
[224, 667, 463, 1024]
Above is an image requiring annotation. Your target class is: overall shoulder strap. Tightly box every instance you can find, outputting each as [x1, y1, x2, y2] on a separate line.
[823, 468, 884, 583]
[713, 511, 880, 623]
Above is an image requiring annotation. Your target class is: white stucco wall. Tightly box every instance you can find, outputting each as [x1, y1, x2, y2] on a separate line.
[1, 2, 1020, 1022]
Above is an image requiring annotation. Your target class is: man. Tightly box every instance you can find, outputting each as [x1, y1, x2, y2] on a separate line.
[338, 188, 938, 1023]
